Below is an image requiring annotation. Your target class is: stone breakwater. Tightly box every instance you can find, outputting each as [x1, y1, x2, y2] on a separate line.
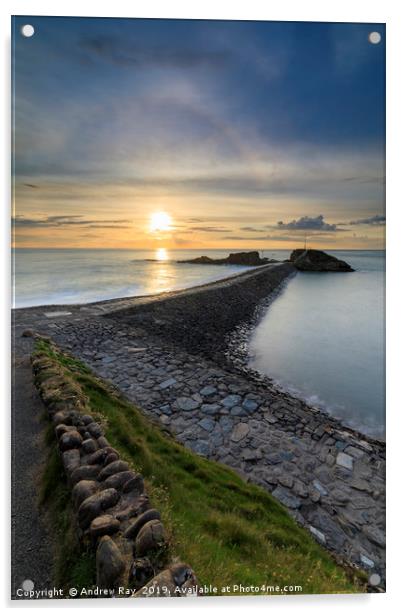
[31, 339, 197, 597]
[13, 264, 385, 585]
[107, 262, 295, 362]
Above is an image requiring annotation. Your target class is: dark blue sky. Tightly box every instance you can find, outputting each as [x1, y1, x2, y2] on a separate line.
[12, 16, 385, 249]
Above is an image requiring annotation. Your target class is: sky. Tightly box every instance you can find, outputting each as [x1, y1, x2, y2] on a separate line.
[12, 16, 385, 250]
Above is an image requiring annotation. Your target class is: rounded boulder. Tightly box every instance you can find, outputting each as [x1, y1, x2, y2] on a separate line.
[135, 520, 166, 557]
[59, 430, 83, 452]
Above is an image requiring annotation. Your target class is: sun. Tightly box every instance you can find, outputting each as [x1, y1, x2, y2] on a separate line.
[150, 211, 172, 233]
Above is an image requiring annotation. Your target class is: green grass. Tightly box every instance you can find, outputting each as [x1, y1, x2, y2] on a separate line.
[34, 339, 366, 595]
[39, 424, 96, 590]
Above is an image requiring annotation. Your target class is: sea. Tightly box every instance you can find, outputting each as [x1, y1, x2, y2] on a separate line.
[13, 248, 385, 438]
[249, 250, 385, 438]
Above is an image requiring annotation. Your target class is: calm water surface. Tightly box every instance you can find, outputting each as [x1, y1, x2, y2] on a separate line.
[13, 248, 263, 308]
[249, 251, 385, 438]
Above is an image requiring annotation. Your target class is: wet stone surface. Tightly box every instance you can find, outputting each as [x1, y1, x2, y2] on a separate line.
[13, 279, 386, 584]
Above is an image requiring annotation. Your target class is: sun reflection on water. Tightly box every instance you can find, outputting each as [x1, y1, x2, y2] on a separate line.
[145, 248, 175, 294]
[156, 247, 168, 261]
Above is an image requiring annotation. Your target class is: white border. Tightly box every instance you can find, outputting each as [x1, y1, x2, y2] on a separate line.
[2, 1, 401, 613]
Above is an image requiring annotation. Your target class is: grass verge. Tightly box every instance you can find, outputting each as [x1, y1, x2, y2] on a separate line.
[39, 422, 96, 591]
[35, 338, 366, 596]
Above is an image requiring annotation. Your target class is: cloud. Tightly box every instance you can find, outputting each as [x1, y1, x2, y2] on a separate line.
[80, 36, 231, 70]
[189, 226, 231, 233]
[172, 235, 190, 246]
[85, 224, 130, 229]
[342, 176, 385, 184]
[12, 215, 132, 229]
[349, 214, 385, 226]
[12, 19, 385, 251]
[225, 215, 349, 242]
[221, 234, 307, 242]
[275, 214, 338, 231]
[352, 233, 369, 240]
[221, 233, 340, 243]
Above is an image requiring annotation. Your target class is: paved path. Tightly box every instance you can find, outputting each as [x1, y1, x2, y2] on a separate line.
[11, 333, 54, 598]
[13, 266, 386, 585]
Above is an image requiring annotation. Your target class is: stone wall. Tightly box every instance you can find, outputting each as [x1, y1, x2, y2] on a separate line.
[31, 339, 197, 598]
[106, 263, 295, 361]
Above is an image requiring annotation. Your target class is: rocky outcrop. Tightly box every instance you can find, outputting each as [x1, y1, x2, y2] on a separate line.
[178, 251, 277, 266]
[31, 340, 197, 597]
[290, 249, 354, 272]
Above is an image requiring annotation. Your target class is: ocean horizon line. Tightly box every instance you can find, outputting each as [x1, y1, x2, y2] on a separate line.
[12, 247, 386, 252]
